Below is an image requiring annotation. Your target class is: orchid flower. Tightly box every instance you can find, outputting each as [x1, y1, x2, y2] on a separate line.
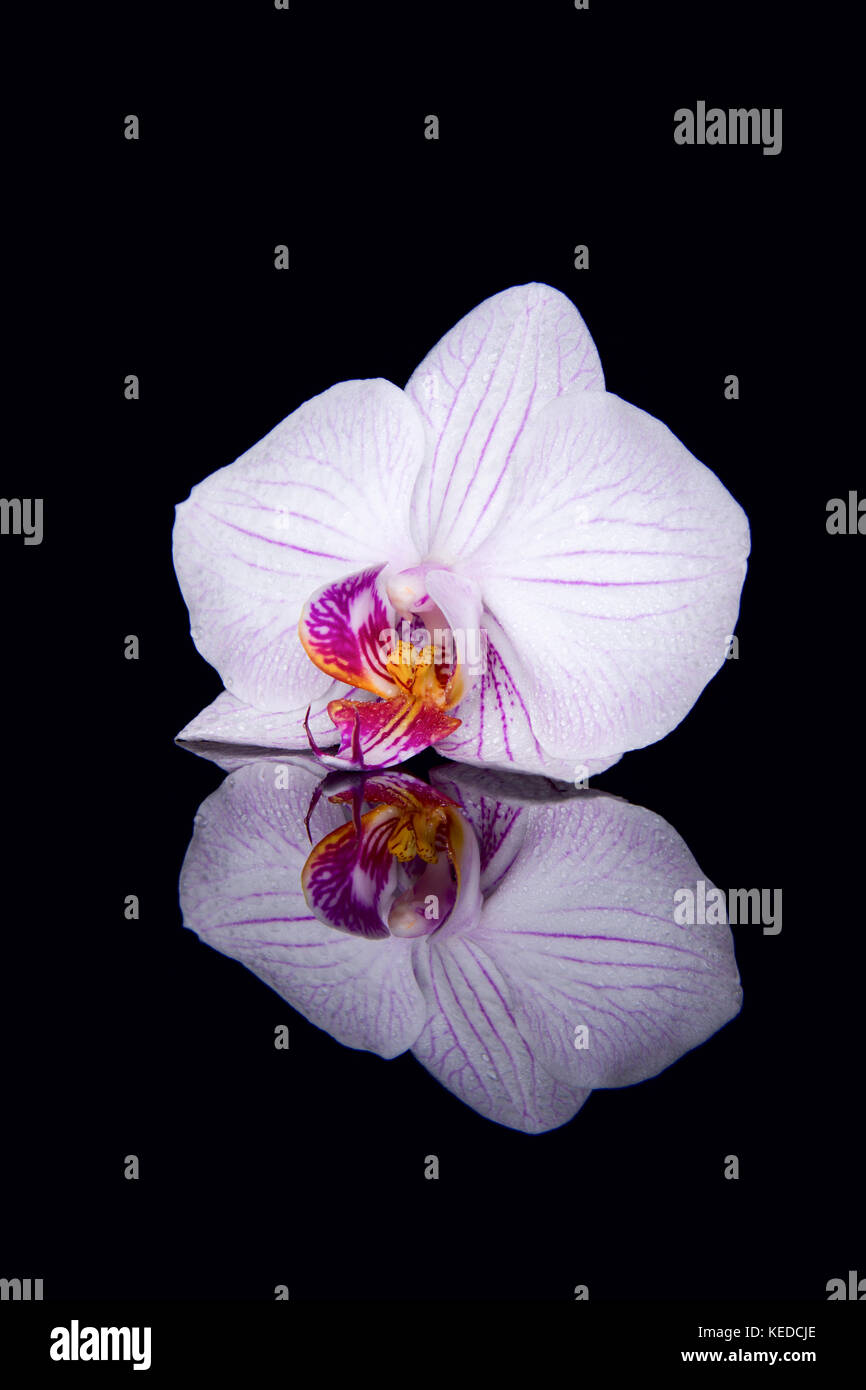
[173, 284, 749, 777]
[179, 756, 742, 1133]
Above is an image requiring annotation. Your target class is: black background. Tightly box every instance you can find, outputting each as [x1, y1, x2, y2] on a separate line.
[2, 1, 861, 1304]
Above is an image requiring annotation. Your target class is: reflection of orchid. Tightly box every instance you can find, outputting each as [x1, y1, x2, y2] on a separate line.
[173, 284, 749, 777]
[179, 757, 741, 1133]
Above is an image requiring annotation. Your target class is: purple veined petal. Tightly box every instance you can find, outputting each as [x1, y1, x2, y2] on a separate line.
[178, 759, 427, 1057]
[470, 390, 751, 763]
[468, 790, 742, 1092]
[409, 934, 591, 1134]
[405, 283, 604, 563]
[172, 379, 425, 712]
[435, 610, 623, 780]
[175, 685, 379, 759]
[299, 564, 399, 697]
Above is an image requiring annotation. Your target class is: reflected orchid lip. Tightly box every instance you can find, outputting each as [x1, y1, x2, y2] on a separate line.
[301, 775, 472, 941]
[301, 804, 398, 940]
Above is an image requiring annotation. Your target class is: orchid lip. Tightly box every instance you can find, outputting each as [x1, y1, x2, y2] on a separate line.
[300, 771, 478, 939]
[297, 563, 486, 769]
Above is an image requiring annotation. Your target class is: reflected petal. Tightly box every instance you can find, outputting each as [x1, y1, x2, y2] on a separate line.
[411, 934, 591, 1133]
[178, 753, 742, 1131]
[432, 764, 742, 1091]
[179, 759, 427, 1057]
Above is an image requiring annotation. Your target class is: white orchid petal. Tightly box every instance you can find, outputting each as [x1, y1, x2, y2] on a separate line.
[473, 390, 750, 761]
[435, 612, 621, 779]
[406, 283, 603, 562]
[173, 379, 424, 711]
[175, 685, 377, 751]
[410, 935, 591, 1133]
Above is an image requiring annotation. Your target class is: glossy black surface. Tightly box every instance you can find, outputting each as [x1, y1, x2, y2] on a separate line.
[2, 0, 859, 1301]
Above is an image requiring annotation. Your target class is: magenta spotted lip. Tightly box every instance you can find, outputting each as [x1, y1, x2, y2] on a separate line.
[173, 283, 750, 777]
